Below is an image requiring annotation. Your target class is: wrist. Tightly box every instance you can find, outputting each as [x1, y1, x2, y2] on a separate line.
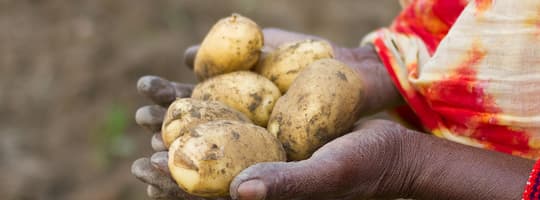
[368, 127, 427, 199]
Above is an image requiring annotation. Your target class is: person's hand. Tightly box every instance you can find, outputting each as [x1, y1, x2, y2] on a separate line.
[227, 119, 421, 200]
[130, 76, 413, 200]
[131, 28, 405, 199]
[143, 119, 426, 200]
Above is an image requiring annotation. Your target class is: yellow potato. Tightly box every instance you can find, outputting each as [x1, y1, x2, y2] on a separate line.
[194, 13, 263, 80]
[267, 59, 364, 160]
[161, 98, 251, 148]
[168, 120, 286, 197]
[191, 71, 281, 127]
[255, 39, 334, 92]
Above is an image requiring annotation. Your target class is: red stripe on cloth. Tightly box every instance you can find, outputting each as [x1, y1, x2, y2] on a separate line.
[523, 159, 540, 200]
[391, 0, 467, 53]
[373, 34, 441, 131]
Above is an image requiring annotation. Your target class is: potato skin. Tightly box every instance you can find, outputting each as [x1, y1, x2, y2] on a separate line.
[191, 71, 281, 127]
[168, 120, 286, 197]
[161, 98, 251, 148]
[255, 39, 334, 92]
[267, 59, 364, 160]
[194, 13, 263, 80]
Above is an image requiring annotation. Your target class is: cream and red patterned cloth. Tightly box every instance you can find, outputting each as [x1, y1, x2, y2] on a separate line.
[364, 0, 540, 159]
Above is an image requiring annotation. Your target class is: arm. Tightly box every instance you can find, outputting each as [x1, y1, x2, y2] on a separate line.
[230, 120, 534, 200]
[132, 28, 532, 200]
[223, 29, 534, 199]
[410, 133, 534, 199]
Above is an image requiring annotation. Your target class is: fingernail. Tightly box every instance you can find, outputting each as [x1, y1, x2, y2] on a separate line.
[135, 106, 164, 131]
[237, 180, 266, 200]
[137, 76, 176, 105]
[137, 76, 158, 93]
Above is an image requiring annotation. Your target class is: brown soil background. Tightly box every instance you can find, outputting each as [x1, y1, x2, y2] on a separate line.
[0, 1, 399, 199]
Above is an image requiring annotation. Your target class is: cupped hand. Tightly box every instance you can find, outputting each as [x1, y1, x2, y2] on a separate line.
[132, 28, 406, 200]
[228, 119, 420, 200]
[136, 119, 423, 200]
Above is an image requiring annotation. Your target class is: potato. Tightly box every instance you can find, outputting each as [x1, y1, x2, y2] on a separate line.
[267, 59, 364, 160]
[191, 71, 281, 127]
[168, 120, 286, 197]
[255, 39, 334, 92]
[161, 98, 251, 148]
[194, 13, 263, 80]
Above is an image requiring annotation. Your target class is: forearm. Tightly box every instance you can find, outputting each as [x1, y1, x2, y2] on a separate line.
[410, 133, 534, 200]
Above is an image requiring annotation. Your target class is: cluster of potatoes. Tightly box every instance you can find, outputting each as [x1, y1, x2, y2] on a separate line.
[163, 13, 364, 197]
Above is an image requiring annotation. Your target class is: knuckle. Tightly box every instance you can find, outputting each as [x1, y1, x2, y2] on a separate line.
[172, 83, 194, 98]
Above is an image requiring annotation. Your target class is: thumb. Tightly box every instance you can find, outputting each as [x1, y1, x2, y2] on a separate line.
[229, 160, 343, 200]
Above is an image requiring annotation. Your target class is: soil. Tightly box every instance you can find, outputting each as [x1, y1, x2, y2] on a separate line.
[0, 0, 399, 199]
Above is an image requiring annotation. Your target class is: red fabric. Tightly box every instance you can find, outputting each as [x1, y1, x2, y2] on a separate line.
[523, 160, 540, 200]
[381, 0, 469, 132]
[391, 0, 467, 53]
[371, 0, 540, 156]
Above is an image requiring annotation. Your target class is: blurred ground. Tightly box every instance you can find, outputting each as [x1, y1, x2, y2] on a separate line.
[0, 1, 399, 199]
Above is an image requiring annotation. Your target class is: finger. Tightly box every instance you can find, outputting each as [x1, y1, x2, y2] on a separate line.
[135, 105, 166, 132]
[171, 82, 194, 98]
[151, 151, 170, 175]
[137, 76, 193, 107]
[152, 133, 168, 152]
[133, 157, 216, 200]
[184, 45, 199, 70]
[230, 133, 376, 200]
[132, 157, 180, 192]
[262, 27, 326, 49]
[151, 151, 230, 200]
[230, 161, 339, 200]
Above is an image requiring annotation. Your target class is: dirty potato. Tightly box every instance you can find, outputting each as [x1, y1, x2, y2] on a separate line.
[168, 120, 286, 197]
[161, 98, 251, 148]
[194, 13, 263, 80]
[267, 59, 364, 160]
[255, 39, 334, 92]
[191, 71, 281, 127]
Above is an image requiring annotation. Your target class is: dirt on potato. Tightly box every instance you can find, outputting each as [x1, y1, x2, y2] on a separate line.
[0, 1, 398, 199]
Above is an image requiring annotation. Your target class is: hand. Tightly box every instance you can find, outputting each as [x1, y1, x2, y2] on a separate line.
[228, 119, 420, 200]
[131, 28, 405, 199]
[138, 119, 425, 200]
[229, 119, 536, 200]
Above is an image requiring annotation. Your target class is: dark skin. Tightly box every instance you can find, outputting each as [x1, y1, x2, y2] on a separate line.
[131, 28, 534, 200]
